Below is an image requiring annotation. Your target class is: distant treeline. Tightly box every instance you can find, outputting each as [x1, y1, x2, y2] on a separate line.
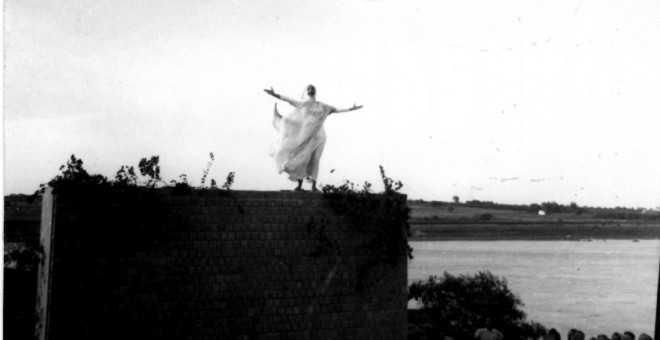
[409, 199, 660, 221]
[591, 210, 660, 221]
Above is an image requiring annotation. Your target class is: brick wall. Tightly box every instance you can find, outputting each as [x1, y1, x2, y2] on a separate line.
[36, 188, 408, 339]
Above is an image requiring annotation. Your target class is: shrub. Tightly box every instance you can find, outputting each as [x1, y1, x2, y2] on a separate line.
[409, 271, 546, 340]
[5, 244, 42, 272]
[478, 213, 493, 221]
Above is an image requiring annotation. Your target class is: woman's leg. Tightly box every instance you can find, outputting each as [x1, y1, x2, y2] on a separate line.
[294, 179, 303, 191]
[306, 142, 325, 192]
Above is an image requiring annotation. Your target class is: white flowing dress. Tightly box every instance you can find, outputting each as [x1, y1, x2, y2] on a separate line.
[270, 101, 336, 182]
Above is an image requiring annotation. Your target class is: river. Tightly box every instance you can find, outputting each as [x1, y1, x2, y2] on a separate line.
[408, 240, 660, 338]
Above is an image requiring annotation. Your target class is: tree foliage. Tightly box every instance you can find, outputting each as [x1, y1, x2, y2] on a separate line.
[4, 244, 42, 272]
[409, 271, 546, 340]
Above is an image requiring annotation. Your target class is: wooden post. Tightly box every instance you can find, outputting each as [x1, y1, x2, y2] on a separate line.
[35, 187, 54, 340]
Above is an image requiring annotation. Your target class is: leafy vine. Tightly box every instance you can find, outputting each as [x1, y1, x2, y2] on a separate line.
[312, 165, 413, 289]
[306, 214, 340, 258]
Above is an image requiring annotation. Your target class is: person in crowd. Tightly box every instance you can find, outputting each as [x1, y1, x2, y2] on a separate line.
[546, 328, 562, 340]
[571, 330, 586, 340]
[623, 331, 636, 340]
[638, 334, 652, 340]
[474, 318, 503, 340]
[598, 334, 610, 340]
[612, 332, 623, 340]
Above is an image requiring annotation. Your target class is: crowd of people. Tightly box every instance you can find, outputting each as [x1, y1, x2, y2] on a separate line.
[546, 329, 654, 340]
[474, 322, 655, 340]
[409, 314, 656, 340]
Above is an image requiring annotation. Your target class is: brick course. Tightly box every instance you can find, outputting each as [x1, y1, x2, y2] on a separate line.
[36, 189, 407, 339]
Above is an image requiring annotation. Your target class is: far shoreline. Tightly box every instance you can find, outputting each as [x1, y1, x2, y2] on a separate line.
[409, 222, 660, 241]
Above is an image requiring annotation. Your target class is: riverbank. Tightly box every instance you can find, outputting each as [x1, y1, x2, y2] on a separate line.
[409, 202, 660, 240]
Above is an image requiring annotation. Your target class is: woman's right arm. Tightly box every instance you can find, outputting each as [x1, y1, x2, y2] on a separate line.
[264, 87, 301, 107]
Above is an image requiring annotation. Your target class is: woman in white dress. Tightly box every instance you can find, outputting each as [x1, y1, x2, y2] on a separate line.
[265, 84, 363, 192]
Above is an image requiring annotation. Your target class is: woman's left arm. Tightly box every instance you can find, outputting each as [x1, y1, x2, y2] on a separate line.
[332, 104, 364, 114]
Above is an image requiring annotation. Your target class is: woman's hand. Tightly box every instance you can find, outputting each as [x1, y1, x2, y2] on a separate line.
[264, 87, 278, 97]
[350, 104, 364, 111]
[265, 87, 301, 107]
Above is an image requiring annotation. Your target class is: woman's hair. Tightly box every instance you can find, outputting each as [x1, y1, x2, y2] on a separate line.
[613, 333, 622, 340]
[624, 332, 636, 340]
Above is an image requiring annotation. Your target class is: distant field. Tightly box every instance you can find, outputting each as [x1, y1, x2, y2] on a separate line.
[409, 203, 660, 240]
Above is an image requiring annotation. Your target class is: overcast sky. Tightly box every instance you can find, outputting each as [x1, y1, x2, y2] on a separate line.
[3, 0, 659, 208]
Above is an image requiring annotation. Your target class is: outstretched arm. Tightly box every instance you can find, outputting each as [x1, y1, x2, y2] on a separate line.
[332, 103, 364, 114]
[264, 87, 301, 107]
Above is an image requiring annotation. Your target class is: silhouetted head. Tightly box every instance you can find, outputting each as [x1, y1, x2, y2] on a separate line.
[598, 334, 610, 340]
[571, 330, 586, 340]
[549, 328, 562, 340]
[623, 332, 636, 340]
[638, 334, 652, 340]
[612, 333, 622, 340]
[306, 84, 316, 98]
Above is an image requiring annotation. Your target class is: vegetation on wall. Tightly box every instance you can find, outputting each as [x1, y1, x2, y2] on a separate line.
[306, 214, 340, 258]
[33, 153, 234, 196]
[316, 165, 413, 289]
[25, 153, 240, 255]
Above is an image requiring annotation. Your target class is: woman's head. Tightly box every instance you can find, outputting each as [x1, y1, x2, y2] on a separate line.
[306, 84, 316, 98]
[612, 333, 622, 340]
